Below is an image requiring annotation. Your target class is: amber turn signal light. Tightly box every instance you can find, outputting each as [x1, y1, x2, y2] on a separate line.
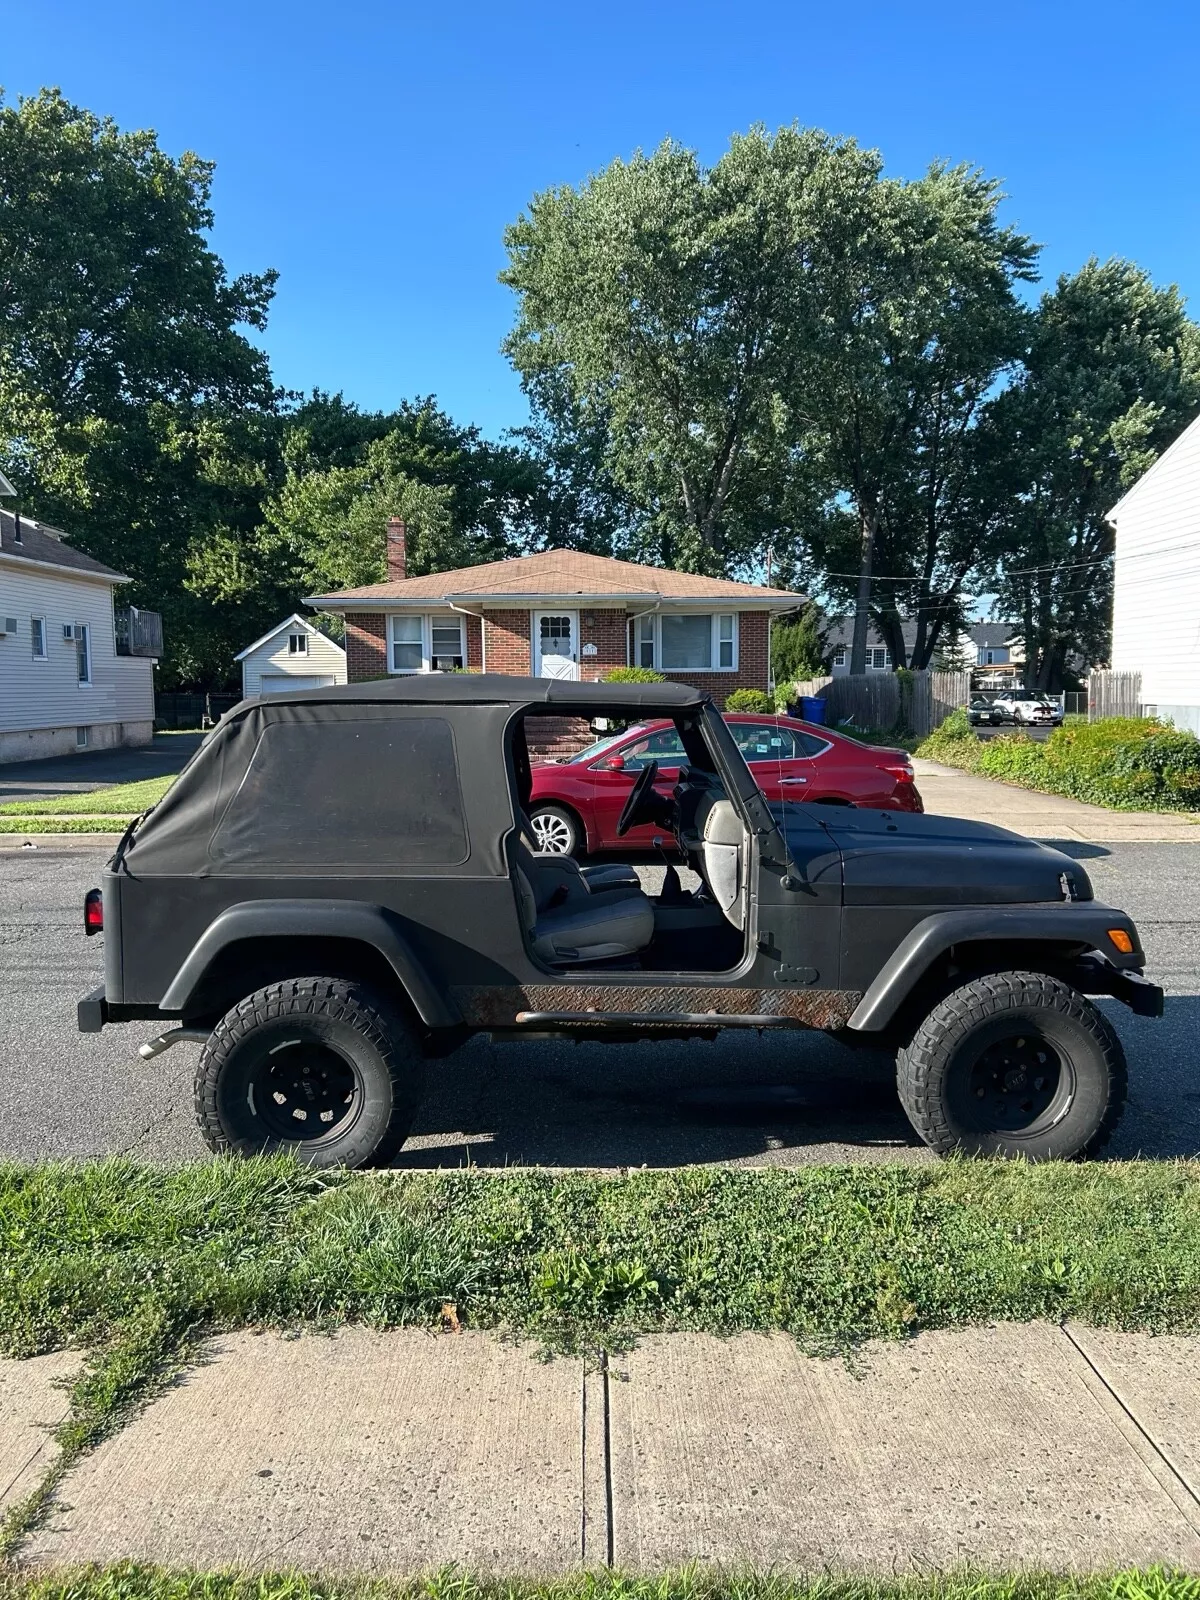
[1108, 928, 1134, 955]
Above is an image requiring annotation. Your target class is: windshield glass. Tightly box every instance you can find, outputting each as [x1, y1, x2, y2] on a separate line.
[566, 728, 642, 765]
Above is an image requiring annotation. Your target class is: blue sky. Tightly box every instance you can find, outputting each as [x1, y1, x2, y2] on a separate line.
[5, 0, 1198, 442]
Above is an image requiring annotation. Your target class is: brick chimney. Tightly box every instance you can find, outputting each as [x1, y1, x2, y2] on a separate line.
[385, 516, 407, 582]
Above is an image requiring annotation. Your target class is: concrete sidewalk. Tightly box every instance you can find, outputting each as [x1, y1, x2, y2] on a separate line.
[913, 757, 1200, 843]
[7, 1324, 1200, 1573]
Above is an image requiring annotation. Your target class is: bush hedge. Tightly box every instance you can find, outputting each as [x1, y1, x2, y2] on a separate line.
[917, 712, 1200, 811]
[724, 688, 774, 713]
[601, 666, 666, 684]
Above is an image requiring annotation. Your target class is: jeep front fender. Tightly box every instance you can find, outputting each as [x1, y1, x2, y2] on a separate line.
[159, 899, 460, 1029]
[846, 904, 1145, 1033]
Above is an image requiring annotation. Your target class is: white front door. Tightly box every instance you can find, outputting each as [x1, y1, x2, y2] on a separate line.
[533, 611, 579, 679]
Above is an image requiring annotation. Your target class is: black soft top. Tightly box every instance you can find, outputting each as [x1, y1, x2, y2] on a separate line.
[121, 674, 712, 878]
[240, 672, 708, 714]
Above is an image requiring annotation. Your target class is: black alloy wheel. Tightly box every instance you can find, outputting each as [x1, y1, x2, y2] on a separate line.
[254, 1037, 360, 1140]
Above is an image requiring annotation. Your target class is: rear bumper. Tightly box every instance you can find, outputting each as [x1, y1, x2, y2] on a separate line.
[78, 985, 108, 1033]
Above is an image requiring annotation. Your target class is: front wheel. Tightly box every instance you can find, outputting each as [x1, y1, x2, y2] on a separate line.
[194, 977, 425, 1168]
[896, 971, 1127, 1160]
[528, 803, 580, 855]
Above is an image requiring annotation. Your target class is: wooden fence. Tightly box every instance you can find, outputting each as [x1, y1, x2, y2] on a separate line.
[782, 670, 971, 738]
[1087, 670, 1142, 721]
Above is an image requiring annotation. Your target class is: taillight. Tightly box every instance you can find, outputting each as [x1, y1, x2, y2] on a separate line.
[84, 888, 104, 936]
[878, 762, 914, 783]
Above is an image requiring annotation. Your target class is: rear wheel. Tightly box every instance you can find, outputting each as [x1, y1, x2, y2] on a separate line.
[528, 803, 580, 855]
[897, 971, 1126, 1160]
[194, 977, 425, 1168]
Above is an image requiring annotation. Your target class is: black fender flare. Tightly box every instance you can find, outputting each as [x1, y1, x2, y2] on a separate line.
[846, 904, 1144, 1033]
[160, 899, 460, 1029]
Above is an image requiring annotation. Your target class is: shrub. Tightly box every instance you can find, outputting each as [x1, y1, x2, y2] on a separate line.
[602, 665, 665, 684]
[724, 688, 774, 713]
[917, 712, 1200, 811]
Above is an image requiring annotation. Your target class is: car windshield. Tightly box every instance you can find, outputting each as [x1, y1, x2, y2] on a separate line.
[566, 729, 641, 764]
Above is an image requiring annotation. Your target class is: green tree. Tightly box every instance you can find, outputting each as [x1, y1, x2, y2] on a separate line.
[981, 260, 1200, 689]
[502, 125, 867, 577]
[770, 603, 828, 684]
[800, 163, 1037, 671]
[0, 88, 279, 684]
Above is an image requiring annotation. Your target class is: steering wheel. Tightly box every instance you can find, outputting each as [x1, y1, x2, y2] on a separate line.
[616, 759, 660, 837]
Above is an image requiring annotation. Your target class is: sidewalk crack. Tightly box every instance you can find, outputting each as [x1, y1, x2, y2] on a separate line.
[601, 1349, 614, 1568]
[1061, 1324, 1200, 1531]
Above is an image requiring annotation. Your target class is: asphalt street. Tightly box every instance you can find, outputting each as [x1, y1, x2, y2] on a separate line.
[1, 843, 1197, 1167]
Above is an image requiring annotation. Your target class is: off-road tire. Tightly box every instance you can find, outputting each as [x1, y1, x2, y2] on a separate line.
[896, 970, 1127, 1160]
[194, 977, 425, 1169]
[528, 803, 581, 856]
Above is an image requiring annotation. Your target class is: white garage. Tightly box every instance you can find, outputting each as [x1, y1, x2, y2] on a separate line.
[235, 614, 347, 699]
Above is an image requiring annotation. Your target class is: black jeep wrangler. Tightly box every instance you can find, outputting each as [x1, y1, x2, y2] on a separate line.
[78, 675, 1162, 1166]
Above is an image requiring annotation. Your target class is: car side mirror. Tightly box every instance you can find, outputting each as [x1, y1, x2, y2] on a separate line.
[604, 755, 627, 771]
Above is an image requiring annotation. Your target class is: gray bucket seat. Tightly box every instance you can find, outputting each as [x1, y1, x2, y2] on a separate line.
[514, 841, 654, 964]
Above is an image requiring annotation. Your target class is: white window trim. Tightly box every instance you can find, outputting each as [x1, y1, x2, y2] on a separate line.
[832, 647, 847, 667]
[288, 632, 308, 655]
[628, 611, 739, 673]
[31, 615, 47, 661]
[387, 612, 466, 675]
[76, 622, 92, 687]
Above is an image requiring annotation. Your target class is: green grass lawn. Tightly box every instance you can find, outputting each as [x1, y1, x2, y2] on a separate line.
[4, 1566, 1198, 1600]
[0, 775, 174, 817]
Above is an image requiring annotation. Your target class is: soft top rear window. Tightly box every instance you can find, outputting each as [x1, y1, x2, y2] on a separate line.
[210, 715, 468, 868]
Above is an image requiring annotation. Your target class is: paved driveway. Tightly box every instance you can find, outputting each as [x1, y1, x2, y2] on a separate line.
[1, 842, 1196, 1168]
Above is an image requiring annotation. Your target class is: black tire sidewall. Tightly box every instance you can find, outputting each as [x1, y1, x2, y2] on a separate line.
[899, 974, 1124, 1160]
[197, 980, 421, 1167]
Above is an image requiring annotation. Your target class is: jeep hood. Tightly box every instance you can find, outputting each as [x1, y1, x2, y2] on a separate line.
[779, 805, 1092, 907]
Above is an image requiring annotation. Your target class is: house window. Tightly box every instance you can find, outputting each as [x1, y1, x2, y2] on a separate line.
[977, 647, 1009, 666]
[430, 618, 465, 671]
[288, 633, 308, 655]
[388, 614, 466, 674]
[31, 617, 46, 660]
[833, 647, 847, 667]
[868, 647, 892, 671]
[717, 613, 735, 669]
[634, 613, 738, 672]
[76, 726, 90, 749]
[390, 615, 424, 673]
[636, 614, 656, 669]
[76, 624, 91, 685]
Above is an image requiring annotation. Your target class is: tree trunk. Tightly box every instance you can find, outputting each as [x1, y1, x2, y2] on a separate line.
[849, 503, 877, 676]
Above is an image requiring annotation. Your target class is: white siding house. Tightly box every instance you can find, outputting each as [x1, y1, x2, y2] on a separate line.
[235, 614, 347, 698]
[1108, 413, 1200, 733]
[0, 505, 156, 764]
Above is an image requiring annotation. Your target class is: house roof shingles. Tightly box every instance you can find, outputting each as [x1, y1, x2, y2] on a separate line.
[307, 549, 805, 609]
[0, 509, 127, 581]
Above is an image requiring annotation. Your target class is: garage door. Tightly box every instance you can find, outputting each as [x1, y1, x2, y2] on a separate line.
[260, 674, 338, 694]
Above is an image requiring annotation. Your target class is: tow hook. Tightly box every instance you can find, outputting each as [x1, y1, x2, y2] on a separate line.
[138, 1027, 209, 1060]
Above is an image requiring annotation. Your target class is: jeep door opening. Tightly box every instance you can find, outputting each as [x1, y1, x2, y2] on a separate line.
[78, 674, 1161, 1166]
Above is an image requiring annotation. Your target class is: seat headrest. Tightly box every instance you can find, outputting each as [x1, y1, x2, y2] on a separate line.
[702, 798, 744, 846]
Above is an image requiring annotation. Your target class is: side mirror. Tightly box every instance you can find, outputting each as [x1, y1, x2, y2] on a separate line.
[604, 755, 627, 772]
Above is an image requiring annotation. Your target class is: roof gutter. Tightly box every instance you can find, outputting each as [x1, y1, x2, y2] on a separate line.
[305, 590, 807, 612]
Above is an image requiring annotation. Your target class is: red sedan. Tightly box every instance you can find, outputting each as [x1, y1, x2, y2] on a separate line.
[527, 714, 923, 855]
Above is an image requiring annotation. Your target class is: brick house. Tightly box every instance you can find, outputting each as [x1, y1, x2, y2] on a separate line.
[306, 520, 804, 701]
